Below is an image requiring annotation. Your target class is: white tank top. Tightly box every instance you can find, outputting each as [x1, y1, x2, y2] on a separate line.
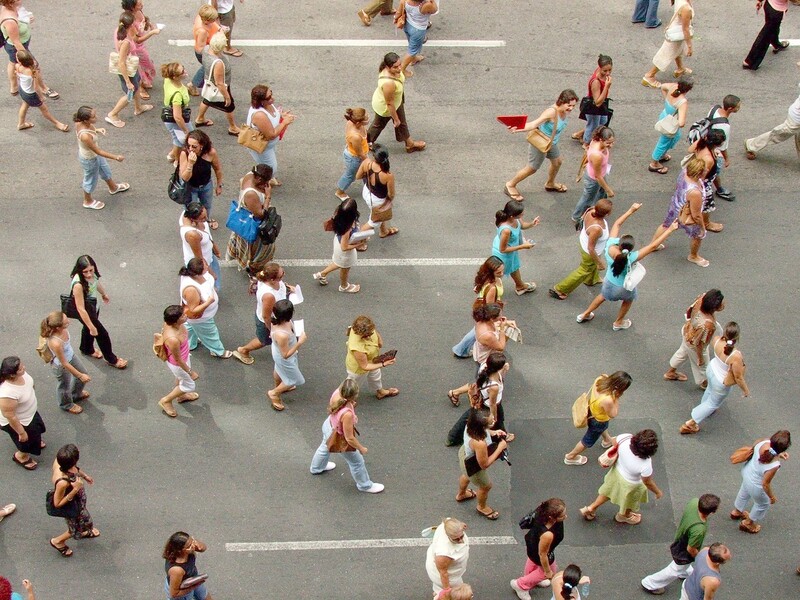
[76, 127, 98, 159]
[180, 273, 218, 323]
[579, 215, 609, 255]
[178, 212, 213, 265]
[708, 345, 737, 382]
[247, 106, 280, 148]
[17, 72, 35, 94]
[255, 280, 286, 323]
[239, 186, 265, 211]
[405, 1, 430, 29]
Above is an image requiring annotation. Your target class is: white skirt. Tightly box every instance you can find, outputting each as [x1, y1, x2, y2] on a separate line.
[332, 235, 357, 269]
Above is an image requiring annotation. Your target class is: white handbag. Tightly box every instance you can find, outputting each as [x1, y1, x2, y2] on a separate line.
[654, 114, 680, 136]
[665, 23, 693, 42]
[623, 262, 646, 291]
[201, 58, 225, 103]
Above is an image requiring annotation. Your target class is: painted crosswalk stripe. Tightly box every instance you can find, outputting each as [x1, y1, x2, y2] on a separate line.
[226, 536, 517, 552]
[168, 39, 505, 48]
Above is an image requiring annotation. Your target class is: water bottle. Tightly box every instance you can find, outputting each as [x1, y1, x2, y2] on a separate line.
[580, 582, 590, 597]
[127, 88, 134, 102]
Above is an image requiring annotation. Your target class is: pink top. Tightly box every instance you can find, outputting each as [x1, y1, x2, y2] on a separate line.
[166, 335, 190, 366]
[330, 404, 358, 434]
[114, 32, 142, 54]
[768, 0, 788, 12]
[586, 145, 610, 180]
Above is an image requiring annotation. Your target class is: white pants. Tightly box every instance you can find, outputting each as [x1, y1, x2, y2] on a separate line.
[167, 358, 196, 393]
[680, 580, 690, 600]
[346, 369, 382, 392]
[641, 561, 692, 592]
[745, 116, 800, 156]
[669, 339, 708, 385]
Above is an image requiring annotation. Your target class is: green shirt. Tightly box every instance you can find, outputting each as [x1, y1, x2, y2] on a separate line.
[163, 78, 190, 108]
[670, 498, 708, 564]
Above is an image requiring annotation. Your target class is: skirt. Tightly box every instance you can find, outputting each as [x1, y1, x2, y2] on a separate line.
[332, 236, 357, 269]
[652, 40, 687, 71]
[227, 232, 275, 273]
[598, 465, 649, 512]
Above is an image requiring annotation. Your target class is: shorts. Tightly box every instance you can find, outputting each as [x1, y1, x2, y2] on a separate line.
[118, 72, 141, 95]
[164, 120, 194, 147]
[19, 87, 42, 107]
[528, 142, 561, 170]
[404, 22, 427, 56]
[218, 6, 236, 31]
[458, 445, 491, 487]
[1, 411, 46, 455]
[255, 314, 272, 346]
[601, 279, 637, 302]
[581, 416, 609, 447]
[4, 39, 30, 63]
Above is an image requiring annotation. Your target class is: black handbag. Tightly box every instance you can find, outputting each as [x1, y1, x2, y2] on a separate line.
[464, 442, 498, 477]
[61, 292, 97, 320]
[168, 164, 188, 204]
[579, 96, 613, 121]
[257, 206, 282, 244]
[161, 91, 192, 124]
[45, 479, 80, 519]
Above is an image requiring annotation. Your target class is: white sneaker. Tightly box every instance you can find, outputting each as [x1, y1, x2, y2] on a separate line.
[322, 462, 336, 472]
[536, 579, 552, 588]
[362, 483, 385, 494]
[510, 579, 531, 600]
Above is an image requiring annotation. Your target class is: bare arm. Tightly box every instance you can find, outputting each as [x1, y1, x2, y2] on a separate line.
[164, 335, 193, 374]
[729, 355, 750, 396]
[642, 475, 663, 499]
[274, 329, 306, 359]
[210, 149, 223, 195]
[514, 107, 556, 133]
[638, 222, 680, 259]
[49, 337, 90, 382]
[701, 576, 720, 600]
[0, 398, 25, 438]
[381, 81, 401, 126]
[585, 226, 606, 268]
[352, 350, 395, 372]
[243, 189, 267, 219]
[538, 532, 555, 578]
[762, 467, 779, 502]
[473, 437, 508, 469]
[79, 131, 122, 161]
[434, 555, 454, 589]
[609, 203, 641, 238]
[182, 287, 213, 319]
[341, 411, 367, 453]
[591, 77, 610, 106]
[590, 152, 614, 196]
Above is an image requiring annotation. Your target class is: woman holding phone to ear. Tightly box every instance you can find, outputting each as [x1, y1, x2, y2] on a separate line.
[163, 531, 214, 600]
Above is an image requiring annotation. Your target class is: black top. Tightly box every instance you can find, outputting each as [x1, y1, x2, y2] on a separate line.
[165, 552, 198, 579]
[524, 520, 564, 565]
[366, 169, 389, 200]
[187, 155, 213, 187]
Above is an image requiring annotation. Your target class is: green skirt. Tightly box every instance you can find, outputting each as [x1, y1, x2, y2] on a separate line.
[598, 465, 649, 512]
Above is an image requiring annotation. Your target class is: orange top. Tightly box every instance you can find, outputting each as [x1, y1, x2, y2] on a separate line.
[193, 16, 220, 50]
[347, 135, 369, 158]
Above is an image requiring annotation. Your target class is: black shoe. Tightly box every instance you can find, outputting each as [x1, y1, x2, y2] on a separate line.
[715, 188, 736, 201]
[773, 41, 790, 54]
[742, 62, 757, 70]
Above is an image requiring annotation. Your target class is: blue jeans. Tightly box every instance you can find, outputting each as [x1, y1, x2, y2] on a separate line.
[632, 0, 661, 27]
[310, 417, 374, 491]
[164, 578, 208, 600]
[52, 354, 87, 411]
[164, 121, 195, 148]
[572, 172, 608, 221]
[337, 149, 363, 192]
[187, 318, 226, 356]
[690, 365, 732, 424]
[652, 131, 680, 161]
[192, 50, 204, 89]
[209, 254, 221, 291]
[187, 181, 214, 216]
[452, 327, 476, 358]
[582, 113, 609, 144]
[78, 155, 113, 194]
[248, 140, 278, 176]
[404, 22, 427, 55]
[581, 416, 609, 447]
[733, 477, 771, 522]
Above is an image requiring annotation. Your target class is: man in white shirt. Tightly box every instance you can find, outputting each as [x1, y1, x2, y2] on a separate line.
[745, 67, 800, 159]
[210, 0, 244, 57]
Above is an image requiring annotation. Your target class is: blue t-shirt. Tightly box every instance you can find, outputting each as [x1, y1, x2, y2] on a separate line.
[12, 592, 23, 600]
[604, 237, 639, 287]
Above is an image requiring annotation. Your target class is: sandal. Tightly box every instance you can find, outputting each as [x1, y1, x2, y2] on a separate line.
[223, 48, 244, 57]
[576, 312, 594, 323]
[57, 123, 70, 132]
[664, 371, 688, 381]
[379, 227, 399, 238]
[83, 200, 105, 210]
[579, 506, 596, 521]
[673, 68, 693, 77]
[456, 489, 477, 502]
[12, 454, 37, 470]
[139, 90, 151, 100]
[571, 131, 584, 140]
[177, 392, 199, 403]
[212, 350, 234, 359]
[615, 512, 642, 524]
[66, 404, 84, 414]
[679, 421, 699, 434]
[134, 104, 153, 116]
[447, 390, 460, 407]
[405, 141, 426, 153]
[739, 520, 761, 534]
[233, 350, 255, 365]
[50, 539, 73, 557]
[476, 507, 500, 520]
[108, 358, 128, 369]
[109, 183, 130, 195]
[17, 122, 35, 131]
[648, 164, 669, 174]
[548, 288, 567, 300]
[641, 77, 660, 88]
[104, 116, 126, 129]
[80, 528, 101, 538]
[158, 399, 177, 417]
[194, 119, 214, 127]
[268, 391, 285, 411]
[338, 283, 361, 293]
[729, 510, 748, 521]
[544, 183, 568, 193]
[90, 350, 103, 359]
[0, 503, 16, 521]
[662, 154, 672, 162]
[376, 387, 400, 399]
[313, 272, 328, 286]
[688, 256, 710, 268]
[44, 88, 60, 99]
[269, 178, 282, 187]
[503, 185, 524, 201]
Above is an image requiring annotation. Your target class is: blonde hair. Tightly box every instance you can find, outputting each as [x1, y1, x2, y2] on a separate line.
[443, 517, 467, 539]
[198, 4, 218, 22]
[40, 311, 66, 338]
[329, 379, 360, 413]
[209, 31, 227, 53]
[160, 62, 184, 80]
[444, 584, 473, 600]
[685, 156, 706, 179]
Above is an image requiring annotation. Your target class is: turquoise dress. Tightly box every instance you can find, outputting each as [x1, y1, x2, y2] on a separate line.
[271, 327, 305, 387]
[492, 220, 522, 274]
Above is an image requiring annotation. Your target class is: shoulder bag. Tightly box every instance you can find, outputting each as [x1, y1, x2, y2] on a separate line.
[36, 336, 55, 364]
[327, 409, 360, 453]
[108, 50, 139, 77]
[61, 291, 97, 321]
[598, 434, 632, 468]
[730, 444, 755, 464]
[45, 478, 80, 518]
[623, 261, 646, 291]
[238, 125, 268, 153]
[167, 163, 188, 204]
[655, 98, 686, 137]
[526, 110, 558, 153]
[571, 390, 590, 428]
[257, 206, 282, 244]
[465, 442, 499, 477]
[664, 8, 694, 42]
[226, 194, 259, 243]
[161, 91, 192, 124]
[200, 58, 225, 103]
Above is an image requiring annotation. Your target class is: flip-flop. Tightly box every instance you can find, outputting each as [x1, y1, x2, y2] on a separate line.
[576, 312, 595, 323]
[379, 227, 399, 238]
[612, 319, 632, 331]
[57, 124, 70, 132]
[548, 288, 567, 300]
[134, 104, 154, 116]
[108, 358, 128, 369]
[158, 400, 177, 417]
[80, 528, 101, 538]
[664, 372, 688, 381]
[447, 390, 460, 407]
[456, 489, 477, 502]
[82, 200, 105, 210]
[687, 256, 710, 268]
[503, 185, 524, 201]
[679, 421, 699, 434]
[0, 503, 16, 522]
[615, 512, 641, 524]
[50, 539, 73, 557]
[227, 129, 240, 136]
[109, 183, 130, 195]
[476, 507, 500, 520]
[45, 89, 60, 99]
[177, 392, 199, 403]
[194, 119, 214, 127]
[661, 154, 672, 162]
[648, 165, 669, 174]
[12, 454, 38, 470]
[223, 48, 244, 57]
[641, 78, 660, 88]
[212, 350, 234, 359]
[233, 350, 255, 365]
[579, 506, 596, 521]
[66, 405, 83, 414]
[338, 283, 361, 293]
[377, 387, 400, 399]
[544, 183, 568, 193]
[104, 115, 125, 128]
[17, 122, 35, 130]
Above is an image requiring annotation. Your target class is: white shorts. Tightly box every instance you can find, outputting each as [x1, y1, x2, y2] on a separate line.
[167, 357, 196, 393]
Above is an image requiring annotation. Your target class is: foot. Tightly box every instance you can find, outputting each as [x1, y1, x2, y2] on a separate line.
[615, 512, 642, 524]
[664, 371, 688, 381]
[739, 519, 761, 534]
[376, 387, 399, 399]
[57, 123, 69, 132]
[362, 483, 385, 493]
[134, 104, 153, 116]
[17, 122, 34, 130]
[65, 404, 84, 414]
[233, 349, 255, 365]
[268, 390, 285, 411]
[139, 89, 150, 100]
[476, 506, 500, 520]
[515, 282, 537, 296]
[158, 399, 177, 417]
[176, 392, 199, 403]
[510, 579, 532, 600]
[715, 187, 736, 201]
[456, 489, 477, 502]
[729, 509, 748, 520]
[109, 182, 130, 195]
[334, 192, 352, 201]
[0, 503, 16, 521]
[687, 256, 710, 268]
[601, 438, 613, 449]
[50, 538, 73, 557]
[357, 9, 371, 26]
[12, 453, 37, 470]
[211, 350, 234, 359]
[773, 41, 790, 54]
[447, 390, 460, 407]
[223, 47, 244, 57]
[641, 583, 667, 595]
[503, 184, 525, 201]
[679, 420, 699, 434]
[645, 20, 663, 28]
[194, 119, 214, 127]
[576, 312, 594, 323]
[321, 461, 336, 472]
[338, 283, 361, 293]
[548, 288, 567, 300]
[673, 68, 692, 77]
[269, 178, 282, 187]
[648, 163, 669, 174]
[612, 319, 632, 331]
[579, 506, 596, 521]
[187, 83, 200, 96]
[82, 199, 105, 210]
[742, 61, 757, 71]
[564, 454, 588, 465]
[642, 77, 660, 88]
[379, 227, 399, 238]
[544, 183, 568, 193]
[108, 358, 128, 369]
[705, 222, 724, 233]
[405, 140, 426, 153]
[312, 272, 328, 285]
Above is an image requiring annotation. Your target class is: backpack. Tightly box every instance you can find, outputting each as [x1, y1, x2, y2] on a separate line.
[257, 206, 282, 244]
[36, 336, 54, 364]
[152, 332, 169, 361]
[686, 105, 727, 145]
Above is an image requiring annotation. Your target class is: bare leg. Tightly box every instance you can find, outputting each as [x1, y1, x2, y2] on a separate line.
[457, 474, 470, 499]
[587, 494, 610, 512]
[7, 62, 16, 93]
[674, 56, 685, 71]
[339, 267, 350, 288]
[105, 179, 120, 192]
[613, 300, 633, 327]
[510, 270, 526, 291]
[238, 339, 265, 358]
[108, 95, 129, 120]
[476, 483, 492, 512]
[225, 112, 239, 132]
[38, 104, 67, 130]
[688, 238, 705, 262]
[196, 103, 209, 123]
[579, 294, 606, 320]
[17, 102, 29, 128]
[565, 441, 586, 460]
[544, 157, 564, 188]
[507, 166, 536, 189]
[643, 66, 660, 82]
[318, 263, 340, 278]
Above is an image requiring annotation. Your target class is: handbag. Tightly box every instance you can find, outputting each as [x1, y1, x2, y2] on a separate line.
[571, 391, 590, 428]
[60, 292, 97, 321]
[655, 113, 680, 136]
[45, 478, 80, 518]
[465, 442, 498, 477]
[161, 91, 191, 124]
[200, 59, 225, 103]
[238, 125, 268, 153]
[226, 198, 259, 243]
[526, 127, 555, 153]
[730, 444, 755, 464]
[167, 164, 188, 204]
[257, 206, 282, 244]
[678, 201, 695, 226]
[623, 262, 646, 291]
[327, 418, 360, 453]
[579, 96, 611, 120]
[665, 22, 694, 42]
[598, 434, 632, 468]
[108, 51, 139, 77]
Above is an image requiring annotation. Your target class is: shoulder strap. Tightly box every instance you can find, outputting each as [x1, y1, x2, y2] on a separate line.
[167, 90, 184, 108]
[207, 58, 222, 81]
[378, 75, 402, 84]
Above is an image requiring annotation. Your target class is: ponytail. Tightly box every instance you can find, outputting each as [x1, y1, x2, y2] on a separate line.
[610, 235, 635, 278]
[495, 200, 524, 226]
[476, 352, 506, 389]
[560, 564, 582, 600]
[179, 258, 205, 277]
[720, 321, 740, 356]
[40, 311, 65, 338]
[117, 11, 135, 41]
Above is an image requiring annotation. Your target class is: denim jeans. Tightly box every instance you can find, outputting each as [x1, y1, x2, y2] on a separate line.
[690, 365, 732, 424]
[52, 354, 87, 410]
[337, 149, 363, 192]
[582, 113, 609, 144]
[733, 477, 771, 522]
[248, 140, 278, 176]
[192, 50, 204, 89]
[165, 121, 194, 148]
[310, 417, 374, 491]
[452, 327, 476, 358]
[187, 318, 226, 356]
[164, 577, 208, 600]
[209, 254, 221, 291]
[581, 416, 609, 447]
[78, 155, 112, 194]
[571, 172, 608, 221]
[187, 181, 214, 216]
[632, 0, 661, 27]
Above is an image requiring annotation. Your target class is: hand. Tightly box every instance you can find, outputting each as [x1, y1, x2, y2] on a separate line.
[779, 451, 789, 460]
[22, 580, 32, 591]
[544, 572, 554, 580]
[72, 478, 84, 491]
[655, 490, 664, 500]
[357, 242, 368, 251]
[607, 189, 615, 198]
[125, 81, 134, 92]
[770, 496, 777, 505]
[78, 373, 91, 384]
[152, 28, 161, 36]
[360, 446, 368, 455]
[630, 202, 642, 212]
[96, 127, 107, 135]
[298, 332, 308, 344]
[286, 284, 295, 294]
[531, 216, 541, 226]
[597, 260, 607, 270]
[605, 74, 612, 87]
[224, 95, 232, 107]
[281, 112, 295, 125]
[507, 126, 519, 133]
[82, 473, 94, 485]
[392, 116, 401, 128]
[382, 357, 397, 367]
[18, 430, 28, 443]
[724, 158, 730, 168]
[89, 326, 99, 337]
[497, 439, 508, 451]
[504, 319, 517, 328]
[686, 45, 693, 58]
[188, 151, 197, 164]
[116, 155, 125, 162]
[669, 221, 680, 231]
[189, 370, 199, 381]
[101, 293, 110, 304]
[521, 241, 535, 250]
[213, 246, 221, 258]
[215, 183, 223, 196]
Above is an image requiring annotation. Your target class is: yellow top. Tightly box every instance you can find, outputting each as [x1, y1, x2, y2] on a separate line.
[371, 72, 405, 117]
[588, 375, 613, 422]
[347, 134, 369, 158]
[345, 329, 380, 375]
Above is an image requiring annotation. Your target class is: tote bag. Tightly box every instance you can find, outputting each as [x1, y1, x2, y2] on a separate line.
[623, 262, 646, 291]
[226, 198, 259, 243]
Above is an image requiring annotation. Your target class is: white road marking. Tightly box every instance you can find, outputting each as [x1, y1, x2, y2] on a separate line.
[271, 258, 485, 267]
[227, 536, 517, 552]
[782, 39, 800, 46]
[168, 39, 505, 48]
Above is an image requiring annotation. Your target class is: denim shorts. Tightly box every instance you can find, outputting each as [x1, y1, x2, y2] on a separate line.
[4, 40, 30, 63]
[255, 314, 272, 346]
[118, 72, 141, 95]
[404, 22, 427, 56]
[528, 142, 561, 170]
[164, 121, 194, 147]
[19, 87, 42, 107]
[581, 416, 609, 447]
[601, 279, 637, 302]
[78, 155, 113, 194]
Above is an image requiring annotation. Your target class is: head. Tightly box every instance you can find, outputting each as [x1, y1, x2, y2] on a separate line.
[700, 289, 724, 314]
[697, 129, 726, 151]
[495, 200, 524, 226]
[371, 144, 391, 172]
[209, 31, 227, 53]
[251, 84, 273, 109]
[673, 75, 694, 96]
[198, 4, 218, 23]
[722, 94, 741, 113]
[183, 201, 206, 223]
[610, 235, 635, 278]
[560, 564, 583, 600]
[344, 107, 369, 126]
[465, 408, 491, 439]
[179, 257, 206, 278]
[597, 53, 613, 75]
[56, 443, 80, 473]
[444, 584, 473, 600]
[185, 130, 212, 156]
[351, 315, 375, 338]
[592, 198, 613, 219]
[163, 531, 192, 562]
[15, 48, 35, 69]
[271, 299, 294, 325]
[684, 156, 706, 180]
[443, 517, 468, 543]
[534, 497, 567, 525]
[163, 305, 185, 326]
[596, 371, 632, 399]
[116, 11, 136, 40]
[255, 262, 283, 283]
[160, 62, 186, 81]
[708, 543, 731, 565]
[40, 311, 68, 338]
[121, 0, 137, 10]
[476, 352, 508, 389]
[591, 125, 615, 147]
[720, 321, 740, 356]
[0, 356, 22, 385]
[472, 302, 502, 324]
[70, 255, 101, 288]
[474, 256, 504, 290]
[556, 89, 579, 111]
[329, 378, 360, 413]
[73, 105, 96, 124]
[332, 197, 360, 235]
[768, 430, 792, 455]
[698, 494, 721, 517]
[629, 429, 659, 459]
[251, 164, 274, 189]
[379, 52, 401, 73]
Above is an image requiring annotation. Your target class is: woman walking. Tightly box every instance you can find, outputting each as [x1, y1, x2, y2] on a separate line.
[550, 199, 611, 301]
[457, 408, 508, 520]
[570, 126, 615, 223]
[163, 531, 215, 600]
[69, 255, 128, 368]
[105, 11, 153, 128]
[355, 143, 398, 237]
[179, 258, 232, 359]
[49, 444, 99, 557]
[180, 202, 221, 290]
[1, 0, 58, 97]
[551, 565, 591, 600]
[743, 0, 791, 70]
[335, 107, 370, 201]
[572, 54, 613, 145]
[194, 32, 239, 136]
[576, 203, 676, 330]
[245, 84, 294, 185]
[226, 165, 276, 274]
[74, 106, 128, 210]
[492, 200, 541, 295]
[267, 300, 307, 411]
[688, 130, 726, 233]
[452, 257, 504, 358]
[313, 198, 367, 293]
[309, 379, 385, 493]
[0, 357, 46, 471]
[161, 62, 194, 164]
[188, 4, 219, 96]
[14, 50, 67, 132]
[367, 52, 426, 152]
[122, 0, 160, 96]
[564, 371, 631, 465]
[158, 305, 199, 418]
[648, 78, 693, 174]
[680, 322, 750, 434]
[425, 518, 470, 597]
[178, 130, 223, 228]
[504, 89, 579, 200]
[730, 430, 791, 534]
[344, 315, 399, 399]
[580, 429, 663, 525]
[642, 0, 695, 87]
[40, 311, 90, 415]
[510, 498, 567, 597]
[399, 0, 438, 76]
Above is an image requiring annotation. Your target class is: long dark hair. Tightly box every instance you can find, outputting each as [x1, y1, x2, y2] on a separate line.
[372, 144, 390, 172]
[70, 255, 101, 293]
[610, 235, 635, 278]
[271, 299, 294, 325]
[495, 200, 524, 226]
[379, 52, 400, 72]
[474, 256, 503, 293]
[0, 357, 21, 385]
[116, 11, 135, 41]
[184, 130, 212, 157]
[179, 258, 205, 277]
[465, 408, 490, 440]
[720, 322, 740, 356]
[560, 564, 582, 600]
[476, 352, 506, 389]
[533, 497, 566, 526]
[332, 198, 360, 236]
[163, 531, 191, 562]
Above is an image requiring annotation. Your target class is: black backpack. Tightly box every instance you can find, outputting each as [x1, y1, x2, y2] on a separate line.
[257, 206, 282, 244]
[687, 105, 728, 145]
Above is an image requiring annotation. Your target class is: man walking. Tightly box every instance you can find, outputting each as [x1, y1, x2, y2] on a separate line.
[641, 494, 720, 595]
[680, 543, 730, 600]
[745, 70, 800, 160]
[707, 96, 740, 201]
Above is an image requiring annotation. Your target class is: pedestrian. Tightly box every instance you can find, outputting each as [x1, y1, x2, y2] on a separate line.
[510, 497, 566, 598]
[700, 96, 741, 201]
[0, 504, 15, 523]
[663, 289, 725, 388]
[730, 430, 790, 534]
[344, 315, 399, 398]
[267, 300, 307, 411]
[121, 0, 160, 96]
[161, 62, 194, 165]
[179, 258, 233, 359]
[425, 518, 470, 597]
[1, 0, 58, 97]
[550, 564, 591, 600]
[178, 130, 224, 228]
[680, 544, 730, 600]
[492, 200, 540, 295]
[49, 443, 100, 557]
[180, 202, 221, 290]
[313, 198, 367, 293]
[744, 76, 800, 160]
[367, 52, 426, 153]
[457, 408, 508, 520]
[13, 50, 68, 132]
[504, 89, 579, 199]
[357, 0, 395, 26]
[648, 78, 693, 175]
[157, 305, 200, 418]
[309, 379, 385, 493]
[0, 577, 34, 600]
[245, 84, 294, 185]
[549, 199, 611, 301]
[564, 371, 630, 465]
[680, 322, 750, 434]
[356, 143, 398, 238]
[233, 263, 292, 365]
[577, 204, 676, 330]
[40, 311, 91, 415]
[398, 0, 438, 77]
[188, 4, 219, 96]
[642, 0, 695, 88]
[452, 257, 504, 359]
[105, 11, 153, 128]
[226, 165, 276, 273]
[68, 255, 128, 368]
[163, 531, 215, 600]
[641, 494, 721, 595]
[688, 130, 726, 233]
[0, 357, 46, 471]
[632, 0, 662, 28]
[74, 106, 128, 210]
[743, 0, 791, 70]
[194, 32, 239, 136]
[571, 54, 613, 145]
[335, 107, 370, 201]
[570, 126, 615, 224]
[579, 429, 663, 525]
[211, 0, 244, 57]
